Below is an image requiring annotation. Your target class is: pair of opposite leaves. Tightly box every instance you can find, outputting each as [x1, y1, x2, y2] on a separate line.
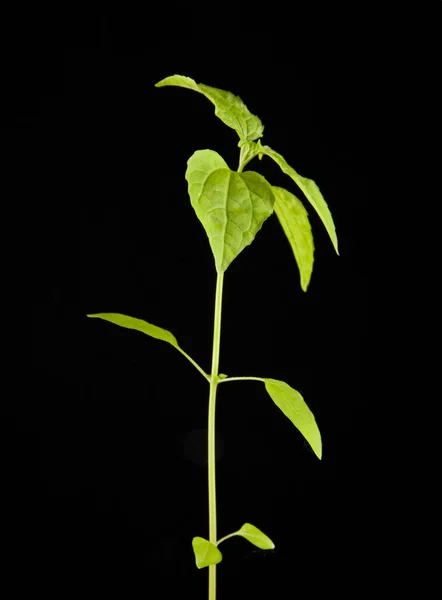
[87, 306, 322, 568]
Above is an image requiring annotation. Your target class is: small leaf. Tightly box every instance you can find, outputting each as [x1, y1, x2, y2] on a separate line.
[186, 149, 275, 273]
[260, 144, 339, 255]
[155, 74, 264, 142]
[236, 523, 275, 550]
[192, 537, 223, 569]
[263, 378, 322, 459]
[239, 140, 261, 168]
[87, 313, 179, 348]
[272, 186, 314, 292]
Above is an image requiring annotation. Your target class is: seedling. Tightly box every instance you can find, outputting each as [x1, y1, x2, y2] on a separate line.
[88, 75, 339, 599]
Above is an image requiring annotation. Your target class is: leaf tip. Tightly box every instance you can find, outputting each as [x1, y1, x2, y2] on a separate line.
[154, 75, 180, 88]
[311, 435, 322, 459]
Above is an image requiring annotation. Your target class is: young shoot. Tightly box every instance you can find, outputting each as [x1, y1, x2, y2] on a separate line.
[88, 74, 339, 600]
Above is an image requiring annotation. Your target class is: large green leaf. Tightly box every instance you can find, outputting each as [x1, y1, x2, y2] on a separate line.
[192, 537, 223, 569]
[235, 523, 275, 549]
[263, 378, 322, 459]
[260, 144, 339, 255]
[185, 149, 275, 273]
[155, 75, 264, 142]
[87, 313, 179, 346]
[272, 186, 315, 292]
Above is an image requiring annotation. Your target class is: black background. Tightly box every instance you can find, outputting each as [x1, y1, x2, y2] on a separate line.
[11, 3, 439, 598]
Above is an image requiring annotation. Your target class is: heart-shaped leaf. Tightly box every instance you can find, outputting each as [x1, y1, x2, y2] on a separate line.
[263, 378, 322, 459]
[236, 523, 275, 549]
[272, 186, 315, 291]
[192, 537, 223, 569]
[186, 149, 275, 273]
[260, 144, 339, 255]
[155, 75, 264, 142]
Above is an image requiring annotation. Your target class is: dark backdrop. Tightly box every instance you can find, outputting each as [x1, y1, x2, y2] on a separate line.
[9, 4, 395, 598]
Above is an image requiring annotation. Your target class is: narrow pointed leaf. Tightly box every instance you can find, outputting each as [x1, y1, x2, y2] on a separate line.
[260, 145, 339, 255]
[272, 186, 314, 291]
[263, 378, 322, 459]
[87, 313, 179, 348]
[192, 537, 223, 569]
[186, 149, 275, 273]
[236, 523, 275, 549]
[155, 74, 264, 142]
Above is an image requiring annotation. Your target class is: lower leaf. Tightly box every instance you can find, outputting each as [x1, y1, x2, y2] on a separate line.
[263, 378, 322, 459]
[192, 537, 223, 569]
[236, 523, 275, 549]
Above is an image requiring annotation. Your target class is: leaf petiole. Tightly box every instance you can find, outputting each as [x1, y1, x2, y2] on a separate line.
[217, 376, 264, 384]
[237, 141, 261, 173]
[215, 532, 237, 546]
[175, 347, 211, 382]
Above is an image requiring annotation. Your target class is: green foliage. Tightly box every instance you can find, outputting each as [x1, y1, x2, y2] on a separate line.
[87, 313, 178, 346]
[157, 74, 339, 278]
[89, 76, 339, 595]
[87, 313, 209, 380]
[263, 378, 322, 459]
[155, 75, 264, 142]
[258, 144, 339, 255]
[192, 537, 223, 569]
[272, 186, 314, 291]
[233, 523, 275, 550]
[185, 150, 275, 273]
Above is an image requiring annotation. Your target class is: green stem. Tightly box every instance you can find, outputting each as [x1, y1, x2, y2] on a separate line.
[208, 272, 224, 600]
[237, 143, 259, 173]
[237, 154, 253, 173]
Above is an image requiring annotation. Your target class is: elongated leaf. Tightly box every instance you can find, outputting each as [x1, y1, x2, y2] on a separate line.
[236, 523, 275, 550]
[263, 378, 322, 459]
[155, 75, 264, 142]
[192, 537, 223, 569]
[260, 145, 339, 255]
[87, 313, 179, 348]
[272, 186, 314, 292]
[186, 149, 274, 273]
[88, 313, 209, 380]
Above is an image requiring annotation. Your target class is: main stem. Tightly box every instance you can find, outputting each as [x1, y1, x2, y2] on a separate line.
[208, 271, 224, 600]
